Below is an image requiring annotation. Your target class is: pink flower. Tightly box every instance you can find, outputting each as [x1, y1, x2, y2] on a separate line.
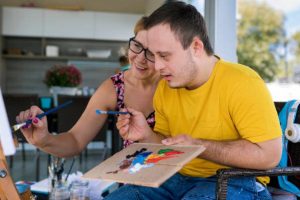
[44, 65, 82, 87]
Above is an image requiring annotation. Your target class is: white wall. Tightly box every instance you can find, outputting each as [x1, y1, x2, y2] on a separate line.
[144, 0, 165, 16]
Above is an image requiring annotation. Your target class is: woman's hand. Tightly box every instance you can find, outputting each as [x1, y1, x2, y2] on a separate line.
[16, 105, 50, 147]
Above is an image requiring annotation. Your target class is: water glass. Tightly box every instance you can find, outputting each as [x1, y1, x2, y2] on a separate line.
[70, 180, 89, 200]
[49, 184, 70, 200]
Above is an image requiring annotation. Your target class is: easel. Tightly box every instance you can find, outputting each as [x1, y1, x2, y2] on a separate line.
[0, 144, 21, 200]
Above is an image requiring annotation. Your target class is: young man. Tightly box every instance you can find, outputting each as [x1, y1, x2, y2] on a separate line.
[107, 2, 282, 200]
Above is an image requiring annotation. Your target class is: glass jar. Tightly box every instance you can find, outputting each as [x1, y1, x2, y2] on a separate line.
[49, 184, 70, 200]
[70, 180, 89, 200]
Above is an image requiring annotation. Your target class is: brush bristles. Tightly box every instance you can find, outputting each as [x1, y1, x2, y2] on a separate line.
[11, 122, 26, 132]
[11, 125, 18, 132]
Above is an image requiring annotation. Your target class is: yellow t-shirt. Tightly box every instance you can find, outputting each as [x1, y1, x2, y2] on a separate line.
[153, 58, 281, 184]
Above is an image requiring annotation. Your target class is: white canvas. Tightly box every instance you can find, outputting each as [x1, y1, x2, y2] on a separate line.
[0, 89, 16, 155]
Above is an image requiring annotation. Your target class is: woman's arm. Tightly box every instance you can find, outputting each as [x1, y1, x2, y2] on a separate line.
[19, 78, 117, 157]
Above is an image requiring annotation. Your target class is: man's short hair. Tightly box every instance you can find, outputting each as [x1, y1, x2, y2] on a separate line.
[146, 1, 214, 55]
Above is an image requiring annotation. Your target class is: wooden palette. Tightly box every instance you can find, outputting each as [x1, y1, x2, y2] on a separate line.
[83, 143, 205, 187]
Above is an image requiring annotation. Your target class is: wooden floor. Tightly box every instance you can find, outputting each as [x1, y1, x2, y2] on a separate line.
[6, 145, 110, 182]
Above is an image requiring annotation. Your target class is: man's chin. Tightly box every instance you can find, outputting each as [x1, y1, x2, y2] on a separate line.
[167, 81, 184, 89]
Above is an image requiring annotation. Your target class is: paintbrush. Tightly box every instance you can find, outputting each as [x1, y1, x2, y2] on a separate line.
[95, 109, 130, 115]
[96, 109, 132, 141]
[12, 100, 73, 132]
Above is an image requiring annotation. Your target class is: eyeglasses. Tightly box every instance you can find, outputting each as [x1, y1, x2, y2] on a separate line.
[128, 37, 155, 63]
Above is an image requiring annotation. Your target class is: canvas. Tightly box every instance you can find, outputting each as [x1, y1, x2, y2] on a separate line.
[0, 89, 16, 156]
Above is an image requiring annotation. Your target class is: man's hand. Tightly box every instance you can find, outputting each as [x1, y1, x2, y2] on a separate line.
[162, 134, 200, 145]
[116, 107, 153, 141]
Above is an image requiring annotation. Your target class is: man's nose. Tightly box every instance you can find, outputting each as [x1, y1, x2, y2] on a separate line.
[154, 58, 164, 71]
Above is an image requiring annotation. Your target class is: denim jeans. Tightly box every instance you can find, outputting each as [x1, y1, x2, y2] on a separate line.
[104, 173, 271, 200]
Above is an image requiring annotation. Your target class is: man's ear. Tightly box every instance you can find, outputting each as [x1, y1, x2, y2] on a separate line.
[190, 37, 204, 57]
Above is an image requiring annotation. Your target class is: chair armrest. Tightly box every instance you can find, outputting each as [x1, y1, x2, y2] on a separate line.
[216, 167, 300, 200]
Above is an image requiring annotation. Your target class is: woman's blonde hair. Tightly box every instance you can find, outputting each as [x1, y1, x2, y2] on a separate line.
[134, 16, 148, 36]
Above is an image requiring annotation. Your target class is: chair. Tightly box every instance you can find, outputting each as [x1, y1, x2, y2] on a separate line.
[216, 102, 300, 200]
[56, 95, 110, 162]
[216, 167, 300, 199]
[3, 94, 39, 162]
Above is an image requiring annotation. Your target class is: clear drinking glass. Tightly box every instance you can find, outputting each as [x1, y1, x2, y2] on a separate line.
[70, 180, 89, 200]
[49, 184, 70, 200]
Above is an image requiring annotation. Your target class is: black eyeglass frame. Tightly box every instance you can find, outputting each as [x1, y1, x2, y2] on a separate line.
[128, 37, 155, 63]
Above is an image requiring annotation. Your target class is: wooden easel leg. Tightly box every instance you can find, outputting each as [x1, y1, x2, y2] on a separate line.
[0, 145, 21, 200]
[0, 186, 6, 199]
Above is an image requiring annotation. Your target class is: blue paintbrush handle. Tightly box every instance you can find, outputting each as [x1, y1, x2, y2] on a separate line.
[95, 109, 130, 115]
[25, 100, 73, 125]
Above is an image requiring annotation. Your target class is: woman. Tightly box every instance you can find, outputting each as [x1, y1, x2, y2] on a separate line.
[16, 17, 160, 157]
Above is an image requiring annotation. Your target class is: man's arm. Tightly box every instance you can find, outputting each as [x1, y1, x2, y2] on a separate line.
[162, 135, 282, 170]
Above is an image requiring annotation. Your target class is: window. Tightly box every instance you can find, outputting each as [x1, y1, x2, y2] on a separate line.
[237, 0, 300, 101]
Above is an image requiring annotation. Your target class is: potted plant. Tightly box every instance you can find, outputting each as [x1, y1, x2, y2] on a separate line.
[44, 64, 82, 96]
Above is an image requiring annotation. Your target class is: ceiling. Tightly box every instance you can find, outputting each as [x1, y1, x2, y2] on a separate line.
[0, 0, 165, 14]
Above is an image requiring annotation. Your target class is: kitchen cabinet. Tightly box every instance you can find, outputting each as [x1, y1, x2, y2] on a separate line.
[0, 6, 139, 95]
[2, 7, 43, 37]
[44, 10, 94, 39]
[2, 7, 142, 40]
[94, 12, 141, 40]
